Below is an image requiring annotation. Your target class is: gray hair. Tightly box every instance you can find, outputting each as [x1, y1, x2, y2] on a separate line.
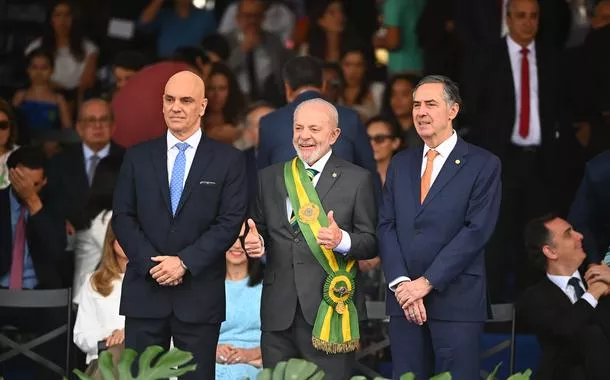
[78, 98, 114, 121]
[293, 98, 339, 128]
[413, 75, 462, 107]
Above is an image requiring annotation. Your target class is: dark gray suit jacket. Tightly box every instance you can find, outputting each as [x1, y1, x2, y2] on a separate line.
[252, 154, 377, 331]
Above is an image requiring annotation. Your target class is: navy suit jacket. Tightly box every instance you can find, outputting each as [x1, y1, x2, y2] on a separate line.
[112, 133, 248, 324]
[568, 150, 610, 262]
[257, 91, 377, 176]
[378, 137, 501, 321]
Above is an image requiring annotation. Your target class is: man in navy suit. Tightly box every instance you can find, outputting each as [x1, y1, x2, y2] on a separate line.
[112, 71, 248, 379]
[256, 56, 377, 178]
[378, 75, 502, 380]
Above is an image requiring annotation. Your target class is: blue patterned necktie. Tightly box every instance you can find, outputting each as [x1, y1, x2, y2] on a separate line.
[170, 142, 190, 215]
[289, 168, 318, 233]
[568, 277, 585, 300]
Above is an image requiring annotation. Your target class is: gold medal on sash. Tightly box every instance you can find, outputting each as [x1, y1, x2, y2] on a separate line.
[298, 202, 320, 224]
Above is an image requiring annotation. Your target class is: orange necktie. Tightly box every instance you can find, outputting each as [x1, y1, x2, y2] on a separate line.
[420, 149, 439, 204]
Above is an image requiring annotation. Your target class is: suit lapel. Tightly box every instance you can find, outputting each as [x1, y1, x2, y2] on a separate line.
[542, 277, 575, 307]
[152, 137, 171, 216]
[74, 145, 89, 190]
[418, 138, 468, 214]
[275, 163, 293, 233]
[315, 154, 341, 201]
[410, 146, 424, 209]
[175, 136, 214, 216]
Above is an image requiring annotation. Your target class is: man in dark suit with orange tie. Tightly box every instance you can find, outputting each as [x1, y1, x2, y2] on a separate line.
[378, 75, 501, 380]
[112, 71, 248, 379]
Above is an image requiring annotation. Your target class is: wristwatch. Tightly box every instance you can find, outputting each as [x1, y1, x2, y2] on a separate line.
[422, 276, 433, 289]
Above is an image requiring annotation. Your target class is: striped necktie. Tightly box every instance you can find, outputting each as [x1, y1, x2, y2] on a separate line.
[290, 168, 318, 233]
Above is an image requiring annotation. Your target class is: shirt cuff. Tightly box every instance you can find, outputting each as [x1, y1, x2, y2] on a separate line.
[333, 230, 351, 255]
[388, 276, 411, 292]
[582, 292, 598, 308]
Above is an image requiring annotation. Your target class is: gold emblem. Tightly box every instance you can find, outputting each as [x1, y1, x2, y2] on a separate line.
[298, 202, 320, 224]
[335, 302, 346, 314]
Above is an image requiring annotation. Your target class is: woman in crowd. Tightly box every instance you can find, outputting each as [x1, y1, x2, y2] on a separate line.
[381, 74, 422, 149]
[73, 225, 127, 376]
[339, 44, 377, 120]
[0, 99, 19, 189]
[216, 224, 263, 380]
[12, 49, 71, 142]
[25, 0, 98, 107]
[303, 0, 350, 63]
[366, 116, 402, 186]
[204, 62, 246, 144]
[73, 155, 121, 302]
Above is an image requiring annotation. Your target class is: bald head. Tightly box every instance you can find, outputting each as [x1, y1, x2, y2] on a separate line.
[293, 99, 341, 165]
[163, 71, 208, 139]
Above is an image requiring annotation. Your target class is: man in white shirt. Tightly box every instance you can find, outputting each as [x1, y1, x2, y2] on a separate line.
[519, 214, 610, 380]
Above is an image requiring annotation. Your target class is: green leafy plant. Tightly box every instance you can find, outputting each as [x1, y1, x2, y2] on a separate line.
[73, 345, 196, 380]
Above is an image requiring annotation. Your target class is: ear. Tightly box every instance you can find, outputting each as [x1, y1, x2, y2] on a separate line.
[448, 102, 460, 121]
[284, 83, 293, 103]
[542, 245, 557, 261]
[329, 127, 341, 145]
[391, 137, 401, 150]
[200, 98, 208, 117]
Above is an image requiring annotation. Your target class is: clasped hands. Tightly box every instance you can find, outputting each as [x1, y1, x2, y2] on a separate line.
[149, 256, 185, 286]
[584, 263, 610, 296]
[395, 277, 433, 326]
[216, 344, 260, 366]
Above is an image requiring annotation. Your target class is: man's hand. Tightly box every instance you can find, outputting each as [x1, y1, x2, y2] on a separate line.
[588, 280, 609, 299]
[395, 277, 433, 308]
[317, 211, 342, 250]
[585, 264, 610, 286]
[150, 256, 185, 285]
[225, 347, 257, 364]
[403, 298, 427, 325]
[9, 168, 43, 214]
[244, 219, 264, 258]
[105, 329, 125, 347]
[358, 257, 381, 272]
[216, 344, 235, 364]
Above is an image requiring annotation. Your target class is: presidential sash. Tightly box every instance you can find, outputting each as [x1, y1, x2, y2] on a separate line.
[284, 157, 359, 353]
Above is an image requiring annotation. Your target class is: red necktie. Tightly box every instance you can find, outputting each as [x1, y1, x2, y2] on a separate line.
[9, 206, 26, 290]
[519, 48, 530, 138]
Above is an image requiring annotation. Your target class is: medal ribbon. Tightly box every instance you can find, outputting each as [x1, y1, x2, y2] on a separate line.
[284, 157, 360, 353]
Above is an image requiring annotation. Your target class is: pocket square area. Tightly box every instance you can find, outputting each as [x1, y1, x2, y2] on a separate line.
[199, 180, 217, 185]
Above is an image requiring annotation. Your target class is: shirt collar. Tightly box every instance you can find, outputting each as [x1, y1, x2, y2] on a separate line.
[422, 130, 457, 159]
[83, 143, 111, 161]
[302, 149, 333, 175]
[506, 35, 536, 57]
[547, 270, 583, 293]
[167, 128, 202, 151]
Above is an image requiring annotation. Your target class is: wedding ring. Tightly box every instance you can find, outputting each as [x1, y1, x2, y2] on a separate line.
[220, 355, 226, 362]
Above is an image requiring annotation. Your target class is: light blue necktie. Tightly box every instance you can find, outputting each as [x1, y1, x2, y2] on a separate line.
[170, 142, 189, 215]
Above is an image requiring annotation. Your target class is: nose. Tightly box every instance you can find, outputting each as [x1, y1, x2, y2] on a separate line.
[575, 231, 584, 241]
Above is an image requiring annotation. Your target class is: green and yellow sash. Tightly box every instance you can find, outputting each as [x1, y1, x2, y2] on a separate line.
[284, 157, 359, 353]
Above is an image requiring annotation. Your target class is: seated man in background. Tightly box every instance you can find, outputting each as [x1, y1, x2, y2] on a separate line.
[0, 146, 67, 379]
[519, 215, 610, 380]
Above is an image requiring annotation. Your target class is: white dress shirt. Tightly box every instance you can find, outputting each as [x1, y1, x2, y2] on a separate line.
[389, 130, 458, 290]
[83, 143, 110, 174]
[284, 150, 351, 254]
[547, 271, 598, 308]
[506, 36, 541, 146]
[166, 128, 202, 187]
[73, 210, 112, 303]
[74, 273, 125, 364]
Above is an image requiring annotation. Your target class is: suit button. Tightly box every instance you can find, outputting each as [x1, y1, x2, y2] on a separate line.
[170, 228, 176, 233]
[294, 238, 300, 243]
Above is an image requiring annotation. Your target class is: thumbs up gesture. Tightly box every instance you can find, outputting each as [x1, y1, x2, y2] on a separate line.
[244, 218, 264, 258]
[317, 210, 342, 250]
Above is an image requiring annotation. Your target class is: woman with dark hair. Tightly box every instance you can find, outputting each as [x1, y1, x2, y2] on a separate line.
[0, 98, 19, 189]
[381, 73, 423, 149]
[25, 0, 98, 101]
[204, 62, 247, 144]
[215, 223, 263, 380]
[302, 0, 350, 63]
[339, 44, 377, 120]
[73, 155, 122, 302]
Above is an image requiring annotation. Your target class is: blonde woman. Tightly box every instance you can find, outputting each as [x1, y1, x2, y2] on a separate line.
[74, 225, 127, 376]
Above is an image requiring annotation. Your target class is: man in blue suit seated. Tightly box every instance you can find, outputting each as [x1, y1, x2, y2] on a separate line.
[568, 150, 610, 262]
[377, 75, 502, 380]
[256, 56, 378, 181]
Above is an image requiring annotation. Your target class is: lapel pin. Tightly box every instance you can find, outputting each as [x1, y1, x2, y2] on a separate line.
[332, 172, 337, 178]
[455, 159, 461, 165]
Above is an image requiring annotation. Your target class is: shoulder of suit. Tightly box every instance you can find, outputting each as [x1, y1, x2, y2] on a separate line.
[464, 141, 499, 162]
[587, 150, 610, 171]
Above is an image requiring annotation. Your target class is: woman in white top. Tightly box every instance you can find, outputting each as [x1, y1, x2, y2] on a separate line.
[74, 224, 127, 367]
[25, 1, 98, 95]
[73, 155, 122, 303]
[0, 99, 19, 190]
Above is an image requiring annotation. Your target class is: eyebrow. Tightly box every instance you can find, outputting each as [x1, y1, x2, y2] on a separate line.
[563, 227, 572, 237]
[413, 99, 439, 104]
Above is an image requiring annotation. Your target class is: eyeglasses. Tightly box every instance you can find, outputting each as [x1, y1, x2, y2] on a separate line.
[80, 116, 112, 126]
[0, 121, 10, 130]
[369, 135, 394, 143]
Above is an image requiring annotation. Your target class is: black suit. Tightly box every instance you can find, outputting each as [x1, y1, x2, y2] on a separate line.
[517, 277, 610, 380]
[468, 38, 577, 300]
[47, 142, 124, 230]
[252, 154, 377, 379]
[112, 132, 248, 379]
